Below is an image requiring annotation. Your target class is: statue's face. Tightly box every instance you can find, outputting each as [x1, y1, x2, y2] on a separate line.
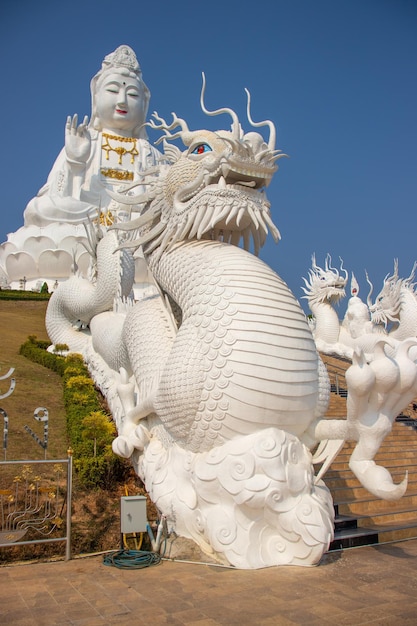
[95, 71, 146, 134]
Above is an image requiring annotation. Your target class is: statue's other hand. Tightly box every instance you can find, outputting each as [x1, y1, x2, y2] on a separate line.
[65, 114, 91, 164]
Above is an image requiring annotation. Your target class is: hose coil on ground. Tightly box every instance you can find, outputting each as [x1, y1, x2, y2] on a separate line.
[103, 549, 162, 569]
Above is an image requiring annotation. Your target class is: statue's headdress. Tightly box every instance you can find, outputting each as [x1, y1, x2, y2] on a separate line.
[101, 45, 142, 76]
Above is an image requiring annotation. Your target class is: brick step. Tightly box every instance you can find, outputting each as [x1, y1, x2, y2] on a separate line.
[325, 470, 416, 490]
[359, 510, 417, 527]
[334, 509, 417, 530]
[328, 463, 417, 476]
[326, 464, 416, 478]
[329, 518, 417, 551]
[327, 458, 417, 471]
[333, 436, 417, 451]
[329, 526, 379, 551]
[329, 480, 417, 502]
[336, 495, 417, 516]
[375, 524, 417, 544]
[326, 400, 347, 407]
[395, 417, 417, 428]
[336, 436, 417, 447]
[334, 513, 358, 530]
[328, 451, 417, 471]
[318, 434, 415, 445]
[330, 452, 417, 466]
[333, 445, 417, 456]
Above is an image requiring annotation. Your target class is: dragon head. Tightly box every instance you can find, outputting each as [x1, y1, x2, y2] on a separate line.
[110, 74, 286, 258]
[301, 254, 348, 306]
[367, 261, 416, 327]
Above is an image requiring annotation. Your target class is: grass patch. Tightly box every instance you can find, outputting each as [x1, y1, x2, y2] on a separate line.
[0, 300, 155, 562]
[0, 289, 50, 301]
[0, 301, 66, 460]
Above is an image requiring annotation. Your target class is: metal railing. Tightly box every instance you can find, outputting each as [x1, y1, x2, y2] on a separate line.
[326, 368, 348, 398]
[0, 449, 73, 560]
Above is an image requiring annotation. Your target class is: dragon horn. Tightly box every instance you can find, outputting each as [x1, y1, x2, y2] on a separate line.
[326, 254, 336, 274]
[244, 88, 276, 151]
[365, 270, 374, 308]
[200, 72, 240, 141]
[339, 257, 348, 282]
[148, 111, 190, 145]
[405, 260, 417, 285]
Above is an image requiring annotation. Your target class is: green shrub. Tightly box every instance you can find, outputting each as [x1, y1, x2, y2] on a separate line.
[20, 336, 129, 489]
[65, 375, 95, 391]
[74, 453, 127, 490]
[82, 411, 115, 457]
[19, 336, 66, 375]
[54, 343, 69, 355]
[0, 290, 50, 301]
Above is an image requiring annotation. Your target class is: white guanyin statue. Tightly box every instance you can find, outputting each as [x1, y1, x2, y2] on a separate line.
[45, 78, 417, 568]
[0, 45, 160, 290]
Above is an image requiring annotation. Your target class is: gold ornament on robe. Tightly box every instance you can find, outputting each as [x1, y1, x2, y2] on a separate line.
[101, 133, 139, 164]
[100, 168, 134, 181]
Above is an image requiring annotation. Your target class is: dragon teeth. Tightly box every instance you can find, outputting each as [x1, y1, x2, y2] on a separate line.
[225, 205, 240, 226]
[197, 208, 214, 239]
[236, 207, 246, 227]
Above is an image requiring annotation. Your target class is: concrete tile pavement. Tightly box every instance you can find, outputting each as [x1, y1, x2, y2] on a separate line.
[1, 539, 417, 625]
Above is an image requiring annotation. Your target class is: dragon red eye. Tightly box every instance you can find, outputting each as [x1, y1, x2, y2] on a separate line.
[191, 143, 212, 155]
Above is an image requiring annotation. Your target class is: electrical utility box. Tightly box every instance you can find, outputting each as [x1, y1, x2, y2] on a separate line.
[120, 496, 148, 534]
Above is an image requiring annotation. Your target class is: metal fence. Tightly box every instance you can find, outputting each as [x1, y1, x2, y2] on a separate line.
[0, 450, 73, 560]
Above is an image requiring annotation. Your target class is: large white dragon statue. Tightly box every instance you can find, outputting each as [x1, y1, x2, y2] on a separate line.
[46, 79, 417, 568]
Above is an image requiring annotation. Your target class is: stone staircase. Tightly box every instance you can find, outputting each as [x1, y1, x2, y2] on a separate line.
[319, 353, 417, 551]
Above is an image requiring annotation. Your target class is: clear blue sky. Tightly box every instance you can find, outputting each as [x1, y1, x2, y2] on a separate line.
[1, 0, 416, 313]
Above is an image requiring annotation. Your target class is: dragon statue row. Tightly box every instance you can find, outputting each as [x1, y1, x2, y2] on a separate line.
[303, 255, 417, 361]
[46, 78, 417, 568]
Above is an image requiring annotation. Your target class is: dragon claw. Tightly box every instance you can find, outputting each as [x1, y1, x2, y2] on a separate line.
[112, 435, 134, 459]
[344, 338, 417, 500]
[349, 460, 408, 501]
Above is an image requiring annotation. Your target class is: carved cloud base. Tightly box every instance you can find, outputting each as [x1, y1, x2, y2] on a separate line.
[133, 426, 334, 568]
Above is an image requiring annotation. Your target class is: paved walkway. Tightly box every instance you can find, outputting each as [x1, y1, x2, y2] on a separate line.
[1, 540, 417, 625]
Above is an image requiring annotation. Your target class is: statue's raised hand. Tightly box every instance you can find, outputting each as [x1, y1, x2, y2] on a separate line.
[65, 114, 91, 165]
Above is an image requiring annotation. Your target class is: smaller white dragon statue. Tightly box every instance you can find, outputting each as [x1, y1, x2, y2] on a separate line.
[302, 254, 349, 355]
[46, 79, 417, 568]
[301, 254, 380, 358]
[303, 255, 417, 361]
[368, 260, 417, 341]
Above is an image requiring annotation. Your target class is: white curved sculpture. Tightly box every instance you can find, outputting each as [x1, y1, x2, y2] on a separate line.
[302, 254, 349, 352]
[368, 261, 417, 340]
[302, 255, 389, 359]
[303, 256, 417, 361]
[0, 45, 160, 290]
[46, 81, 417, 568]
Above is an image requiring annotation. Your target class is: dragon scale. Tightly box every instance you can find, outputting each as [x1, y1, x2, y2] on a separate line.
[46, 231, 136, 354]
[124, 239, 320, 453]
